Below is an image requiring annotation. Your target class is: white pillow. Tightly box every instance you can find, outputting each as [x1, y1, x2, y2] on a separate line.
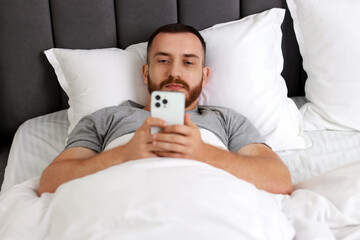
[44, 48, 148, 134]
[198, 8, 310, 151]
[287, 0, 360, 131]
[45, 8, 310, 151]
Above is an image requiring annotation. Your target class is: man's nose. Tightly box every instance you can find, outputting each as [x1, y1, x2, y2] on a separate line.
[168, 61, 182, 78]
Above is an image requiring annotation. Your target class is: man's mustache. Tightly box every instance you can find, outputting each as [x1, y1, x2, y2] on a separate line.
[159, 76, 190, 91]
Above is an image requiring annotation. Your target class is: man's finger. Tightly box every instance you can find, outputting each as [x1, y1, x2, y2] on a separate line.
[160, 124, 190, 136]
[152, 140, 188, 153]
[141, 117, 168, 131]
[184, 113, 197, 128]
[152, 132, 187, 146]
[155, 151, 183, 159]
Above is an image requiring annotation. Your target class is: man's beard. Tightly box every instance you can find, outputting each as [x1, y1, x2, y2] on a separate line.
[147, 75, 203, 108]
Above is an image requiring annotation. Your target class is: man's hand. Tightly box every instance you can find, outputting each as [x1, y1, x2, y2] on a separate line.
[151, 114, 208, 160]
[121, 117, 168, 160]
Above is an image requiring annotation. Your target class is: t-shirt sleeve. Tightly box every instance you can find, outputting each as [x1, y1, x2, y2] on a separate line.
[65, 107, 116, 152]
[225, 109, 267, 152]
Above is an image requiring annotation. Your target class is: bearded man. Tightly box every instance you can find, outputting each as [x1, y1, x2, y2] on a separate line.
[39, 24, 292, 196]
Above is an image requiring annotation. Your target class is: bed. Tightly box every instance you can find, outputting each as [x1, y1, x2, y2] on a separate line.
[1, 0, 360, 239]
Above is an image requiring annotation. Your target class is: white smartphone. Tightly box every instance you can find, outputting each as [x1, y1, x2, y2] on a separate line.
[150, 91, 185, 134]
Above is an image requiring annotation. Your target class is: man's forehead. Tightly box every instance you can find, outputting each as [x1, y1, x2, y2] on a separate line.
[149, 32, 204, 57]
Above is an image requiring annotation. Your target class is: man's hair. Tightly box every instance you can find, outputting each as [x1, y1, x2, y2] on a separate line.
[147, 23, 206, 64]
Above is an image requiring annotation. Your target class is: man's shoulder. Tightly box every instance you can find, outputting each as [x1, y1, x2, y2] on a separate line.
[86, 100, 141, 120]
[88, 105, 122, 119]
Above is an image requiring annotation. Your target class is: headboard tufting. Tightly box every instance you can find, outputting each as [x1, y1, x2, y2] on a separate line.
[0, 0, 306, 183]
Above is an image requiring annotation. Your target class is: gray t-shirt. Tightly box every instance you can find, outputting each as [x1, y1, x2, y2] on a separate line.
[65, 100, 265, 153]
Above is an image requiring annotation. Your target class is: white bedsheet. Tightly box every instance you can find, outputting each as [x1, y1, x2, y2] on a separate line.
[278, 130, 360, 184]
[1, 158, 360, 239]
[1, 110, 68, 194]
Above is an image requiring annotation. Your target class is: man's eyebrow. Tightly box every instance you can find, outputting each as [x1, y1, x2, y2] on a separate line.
[153, 52, 171, 58]
[184, 54, 199, 59]
[153, 52, 199, 60]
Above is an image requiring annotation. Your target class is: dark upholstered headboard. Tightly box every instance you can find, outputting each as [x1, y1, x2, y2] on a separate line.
[0, 0, 306, 184]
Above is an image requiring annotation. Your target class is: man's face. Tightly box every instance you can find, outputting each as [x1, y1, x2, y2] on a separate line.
[143, 32, 209, 109]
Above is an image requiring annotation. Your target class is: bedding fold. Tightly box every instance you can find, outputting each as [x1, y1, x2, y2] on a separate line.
[1, 158, 360, 239]
[0, 158, 294, 240]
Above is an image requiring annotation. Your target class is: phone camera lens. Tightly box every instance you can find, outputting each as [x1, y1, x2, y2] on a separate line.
[162, 99, 168, 104]
[155, 95, 161, 100]
[155, 102, 161, 108]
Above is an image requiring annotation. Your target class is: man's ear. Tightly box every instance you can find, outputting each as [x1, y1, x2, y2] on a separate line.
[142, 64, 149, 85]
[202, 66, 210, 87]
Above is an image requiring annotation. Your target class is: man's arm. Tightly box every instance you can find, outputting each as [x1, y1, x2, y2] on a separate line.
[152, 114, 293, 195]
[38, 118, 167, 196]
[196, 143, 293, 195]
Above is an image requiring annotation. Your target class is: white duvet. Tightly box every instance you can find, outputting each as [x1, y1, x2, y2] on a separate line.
[1, 158, 360, 239]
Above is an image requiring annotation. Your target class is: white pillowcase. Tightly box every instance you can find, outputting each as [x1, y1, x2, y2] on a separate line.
[287, 0, 360, 131]
[45, 48, 148, 134]
[45, 8, 310, 151]
[198, 8, 310, 151]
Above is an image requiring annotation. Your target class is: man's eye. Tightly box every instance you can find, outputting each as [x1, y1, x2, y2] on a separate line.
[158, 59, 168, 63]
[185, 61, 194, 65]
